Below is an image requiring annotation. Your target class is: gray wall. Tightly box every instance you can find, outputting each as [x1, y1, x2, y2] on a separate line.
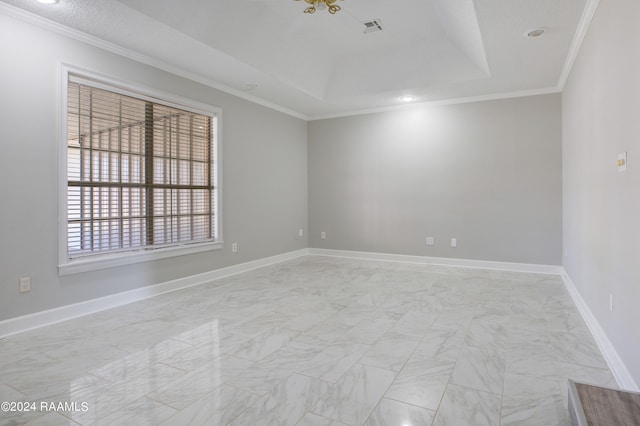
[562, 0, 640, 385]
[0, 13, 308, 321]
[309, 95, 562, 265]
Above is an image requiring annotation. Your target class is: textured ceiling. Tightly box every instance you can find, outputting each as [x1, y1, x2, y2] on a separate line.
[1, 0, 589, 118]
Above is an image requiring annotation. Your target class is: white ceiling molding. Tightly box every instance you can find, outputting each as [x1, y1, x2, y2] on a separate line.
[557, 0, 600, 90]
[309, 86, 562, 121]
[0, 2, 309, 120]
[1, 0, 595, 119]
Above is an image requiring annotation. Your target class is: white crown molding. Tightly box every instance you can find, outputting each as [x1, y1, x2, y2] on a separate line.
[309, 86, 562, 121]
[0, 249, 309, 339]
[1, 2, 581, 122]
[557, 0, 601, 90]
[561, 269, 639, 392]
[308, 248, 562, 275]
[0, 2, 309, 121]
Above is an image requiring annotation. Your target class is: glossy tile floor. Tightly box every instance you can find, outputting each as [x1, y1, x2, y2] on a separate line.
[0, 256, 617, 426]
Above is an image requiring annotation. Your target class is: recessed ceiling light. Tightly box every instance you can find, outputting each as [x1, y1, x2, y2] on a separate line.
[526, 28, 545, 38]
[400, 95, 415, 103]
[36, 0, 59, 3]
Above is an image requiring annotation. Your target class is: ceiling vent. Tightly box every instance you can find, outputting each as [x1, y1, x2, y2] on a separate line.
[363, 19, 383, 34]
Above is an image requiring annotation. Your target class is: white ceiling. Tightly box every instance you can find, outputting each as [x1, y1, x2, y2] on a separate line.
[1, 0, 589, 119]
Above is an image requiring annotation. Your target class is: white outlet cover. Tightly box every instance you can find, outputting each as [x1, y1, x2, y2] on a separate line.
[426, 237, 434, 245]
[321, 232, 326, 239]
[19, 277, 31, 293]
[451, 238, 457, 247]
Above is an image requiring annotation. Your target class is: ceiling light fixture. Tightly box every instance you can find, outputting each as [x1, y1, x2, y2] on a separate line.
[400, 95, 415, 103]
[295, 0, 343, 14]
[36, 0, 59, 4]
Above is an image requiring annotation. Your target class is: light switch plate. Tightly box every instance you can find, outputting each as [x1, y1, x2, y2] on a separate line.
[618, 152, 627, 172]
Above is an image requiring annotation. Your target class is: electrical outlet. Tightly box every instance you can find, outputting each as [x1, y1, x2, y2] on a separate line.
[231, 243, 238, 253]
[450, 238, 457, 248]
[426, 237, 434, 246]
[321, 231, 326, 240]
[19, 276, 31, 293]
[610, 294, 614, 312]
[299, 228, 303, 237]
[565, 248, 568, 257]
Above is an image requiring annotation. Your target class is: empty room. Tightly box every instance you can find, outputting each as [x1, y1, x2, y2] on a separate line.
[0, 0, 638, 425]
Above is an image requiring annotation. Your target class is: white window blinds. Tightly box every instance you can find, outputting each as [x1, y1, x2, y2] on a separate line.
[66, 79, 217, 257]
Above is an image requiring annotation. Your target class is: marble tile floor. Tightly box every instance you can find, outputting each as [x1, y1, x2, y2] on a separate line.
[0, 256, 618, 425]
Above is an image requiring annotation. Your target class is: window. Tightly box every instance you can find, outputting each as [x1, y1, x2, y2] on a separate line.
[60, 70, 221, 274]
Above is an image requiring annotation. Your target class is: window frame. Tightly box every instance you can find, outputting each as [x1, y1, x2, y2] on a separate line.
[58, 65, 223, 276]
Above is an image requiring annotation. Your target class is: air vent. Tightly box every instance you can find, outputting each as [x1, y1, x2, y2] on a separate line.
[363, 19, 383, 34]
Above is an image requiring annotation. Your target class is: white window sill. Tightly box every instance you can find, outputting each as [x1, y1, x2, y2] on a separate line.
[58, 241, 223, 276]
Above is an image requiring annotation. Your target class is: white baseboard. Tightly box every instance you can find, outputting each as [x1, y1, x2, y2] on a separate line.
[0, 249, 308, 339]
[308, 248, 562, 275]
[561, 269, 639, 392]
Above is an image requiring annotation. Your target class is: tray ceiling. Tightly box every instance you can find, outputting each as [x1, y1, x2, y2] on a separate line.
[1, 0, 589, 118]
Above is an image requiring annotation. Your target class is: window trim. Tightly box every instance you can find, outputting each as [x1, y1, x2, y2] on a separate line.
[58, 64, 223, 276]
